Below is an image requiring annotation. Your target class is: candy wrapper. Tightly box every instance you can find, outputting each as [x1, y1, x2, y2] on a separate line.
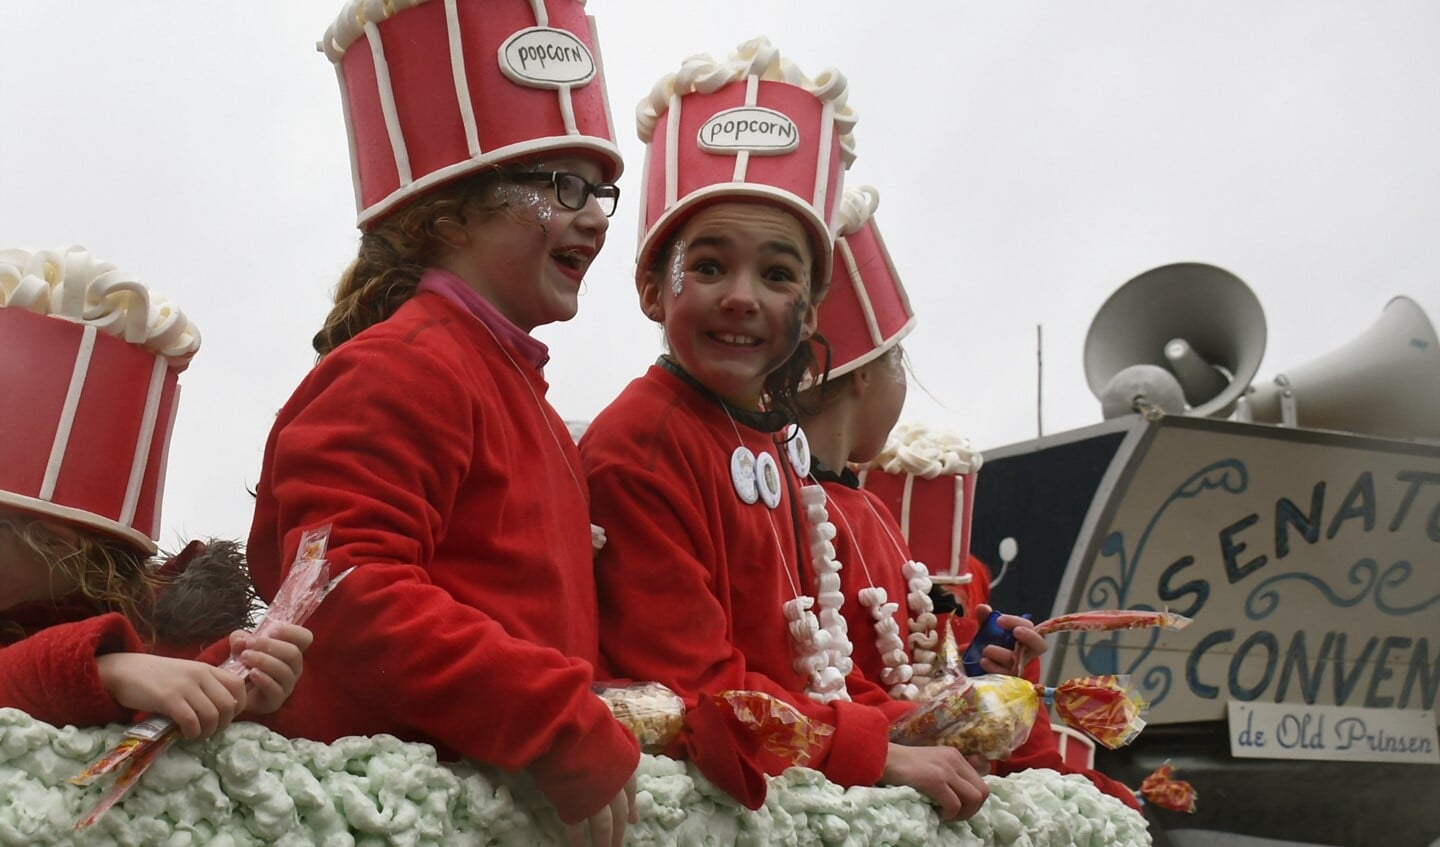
[71, 524, 347, 829]
[597, 682, 685, 754]
[1014, 607, 1193, 673]
[889, 673, 1147, 759]
[715, 690, 834, 767]
[1137, 760, 1198, 813]
[1034, 608, 1192, 637]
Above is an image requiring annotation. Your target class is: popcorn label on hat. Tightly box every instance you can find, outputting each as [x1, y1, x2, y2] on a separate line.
[812, 185, 916, 381]
[499, 26, 596, 88]
[635, 37, 857, 287]
[0, 247, 200, 554]
[698, 107, 800, 155]
[321, 0, 621, 229]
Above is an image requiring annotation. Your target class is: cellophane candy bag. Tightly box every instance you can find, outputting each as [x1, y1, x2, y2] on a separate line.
[596, 683, 835, 767]
[890, 673, 1147, 759]
[596, 681, 685, 754]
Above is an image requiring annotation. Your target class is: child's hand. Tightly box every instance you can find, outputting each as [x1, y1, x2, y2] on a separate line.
[564, 770, 637, 847]
[95, 652, 247, 739]
[231, 622, 313, 715]
[881, 743, 990, 821]
[971, 604, 1047, 676]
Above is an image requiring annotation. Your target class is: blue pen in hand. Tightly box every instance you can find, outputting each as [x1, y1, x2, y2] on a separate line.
[962, 610, 1032, 676]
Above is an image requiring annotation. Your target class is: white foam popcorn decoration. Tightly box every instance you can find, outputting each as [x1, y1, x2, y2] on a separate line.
[871, 423, 983, 479]
[0, 708, 1151, 846]
[0, 246, 200, 366]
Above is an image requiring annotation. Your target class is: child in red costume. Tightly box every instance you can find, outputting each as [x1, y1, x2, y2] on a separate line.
[582, 39, 989, 822]
[795, 188, 1141, 809]
[245, 3, 638, 845]
[0, 246, 309, 741]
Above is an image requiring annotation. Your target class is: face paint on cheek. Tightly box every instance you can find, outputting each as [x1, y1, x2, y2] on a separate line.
[494, 183, 556, 228]
[760, 296, 812, 375]
[784, 296, 810, 348]
[669, 240, 687, 297]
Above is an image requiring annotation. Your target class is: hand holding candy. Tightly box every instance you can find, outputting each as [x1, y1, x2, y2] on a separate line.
[962, 605, 1041, 676]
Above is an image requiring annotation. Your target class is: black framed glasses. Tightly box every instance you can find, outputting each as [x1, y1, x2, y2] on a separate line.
[510, 171, 620, 217]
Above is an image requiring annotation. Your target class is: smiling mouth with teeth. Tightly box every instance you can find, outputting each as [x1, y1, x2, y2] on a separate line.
[552, 250, 586, 270]
[710, 332, 762, 347]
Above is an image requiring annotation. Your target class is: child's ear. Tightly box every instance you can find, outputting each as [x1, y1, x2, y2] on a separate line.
[434, 218, 470, 250]
[797, 299, 819, 341]
[850, 362, 872, 397]
[637, 271, 665, 323]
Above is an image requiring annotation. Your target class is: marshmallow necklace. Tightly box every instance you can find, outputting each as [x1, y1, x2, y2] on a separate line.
[656, 356, 855, 703]
[808, 460, 940, 701]
[719, 409, 854, 704]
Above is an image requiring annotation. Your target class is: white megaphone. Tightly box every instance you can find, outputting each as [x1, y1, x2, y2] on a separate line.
[1084, 263, 1267, 420]
[1240, 296, 1440, 441]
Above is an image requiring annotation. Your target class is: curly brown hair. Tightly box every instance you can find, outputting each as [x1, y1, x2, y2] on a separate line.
[0, 513, 161, 641]
[312, 167, 515, 357]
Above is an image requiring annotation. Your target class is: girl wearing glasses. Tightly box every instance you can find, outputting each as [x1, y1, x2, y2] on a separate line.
[245, 3, 638, 845]
[581, 40, 990, 822]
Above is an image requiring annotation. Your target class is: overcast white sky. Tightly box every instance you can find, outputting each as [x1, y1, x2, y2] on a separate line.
[3, 2, 1438, 549]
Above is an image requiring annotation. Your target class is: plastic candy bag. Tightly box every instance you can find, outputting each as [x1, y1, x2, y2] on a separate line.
[890, 673, 1147, 759]
[597, 681, 685, 754]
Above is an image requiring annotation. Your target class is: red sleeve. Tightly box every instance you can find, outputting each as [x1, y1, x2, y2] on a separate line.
[0, 613, 144, 727]
[256, 338, 636, 824]
[586, 449, 891, 803]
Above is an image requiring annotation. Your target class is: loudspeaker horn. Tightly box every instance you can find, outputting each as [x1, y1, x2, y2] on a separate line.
[1241, 296, 1440, 440]
[1085, 262, 1267, 419]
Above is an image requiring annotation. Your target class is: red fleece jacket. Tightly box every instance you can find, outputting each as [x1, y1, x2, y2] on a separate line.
[581, 365, 912, 808]
[247, 291, 638, 825]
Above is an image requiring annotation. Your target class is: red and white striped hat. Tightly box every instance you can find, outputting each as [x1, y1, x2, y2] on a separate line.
[815, 185, 915, 379]
[0, 247, 200, 554]
[635, 37, 857, 286]
[321, 0, 622, 229]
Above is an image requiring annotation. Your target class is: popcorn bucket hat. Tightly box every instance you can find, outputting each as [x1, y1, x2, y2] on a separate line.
[0, 247, 200, 554]
[322, 0, 623, 228]
[814, 185, 915, 379]
[634, 37, 857, 287]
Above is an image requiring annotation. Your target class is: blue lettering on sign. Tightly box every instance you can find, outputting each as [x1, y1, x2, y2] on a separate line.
[1334, 716, 1436, 754]
[1082, 458, 1440, 711]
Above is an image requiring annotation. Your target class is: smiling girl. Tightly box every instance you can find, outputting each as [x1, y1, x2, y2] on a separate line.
[581, 39, 990, 822]
[245, 3, 639, 845]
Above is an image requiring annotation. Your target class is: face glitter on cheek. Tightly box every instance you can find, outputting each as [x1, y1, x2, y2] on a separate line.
[669, 240, 687, 297]
[494, 183, 556, 225]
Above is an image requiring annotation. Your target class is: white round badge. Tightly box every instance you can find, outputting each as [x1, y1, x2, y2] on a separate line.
[755, 450, 782, 509]
[784, 424, 811, 477]
[730, 446, 759, 505]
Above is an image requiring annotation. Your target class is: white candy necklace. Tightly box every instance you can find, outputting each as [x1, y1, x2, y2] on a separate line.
[723, 411, 853, 703]
[820, 478, 941, 701]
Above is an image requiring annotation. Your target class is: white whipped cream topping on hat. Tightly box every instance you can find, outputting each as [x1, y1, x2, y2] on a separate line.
[637, 36, 857, 166]
[0, 246, 200, 366]
[835, 184, 880, 238]
[869, 423, 983, 478]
